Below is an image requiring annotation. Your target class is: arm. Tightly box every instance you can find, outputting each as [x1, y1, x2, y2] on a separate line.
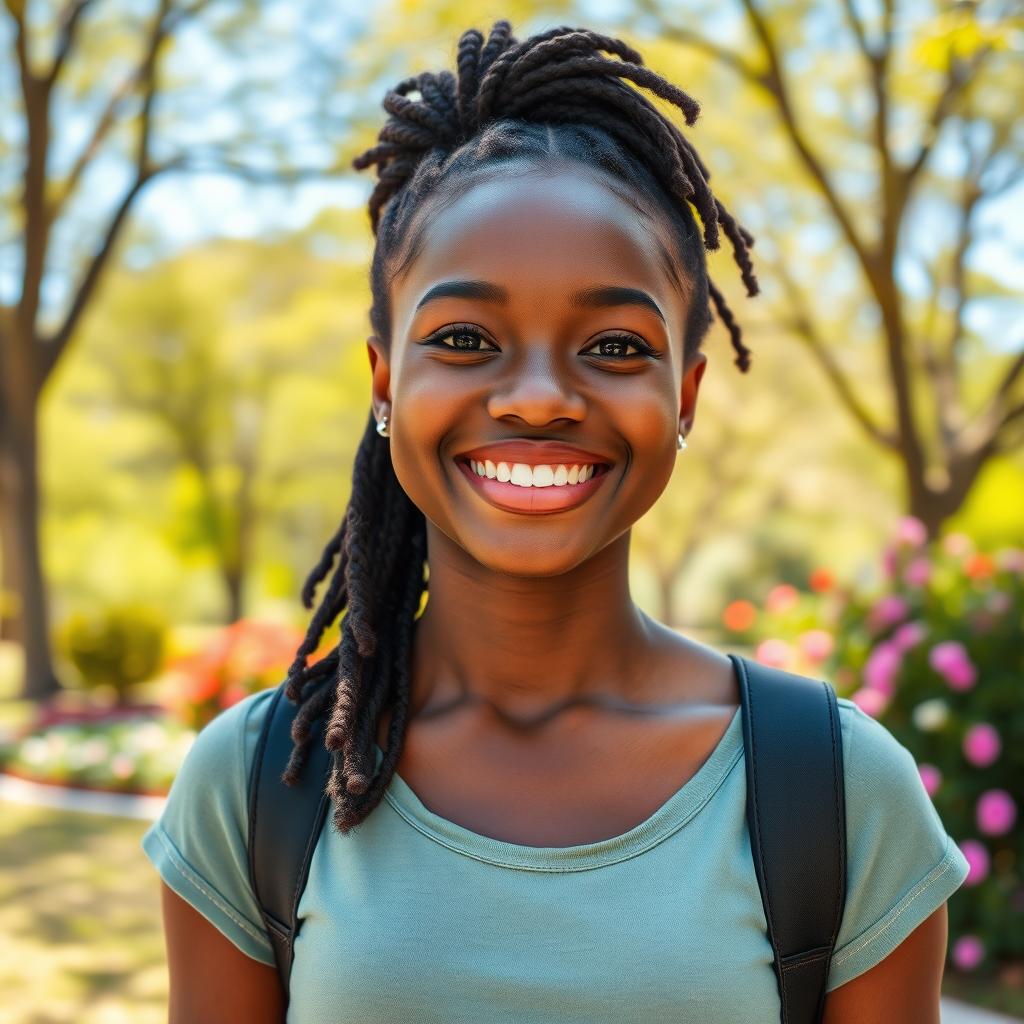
[161, 881, 287, 1024]
[823, 902, 949, 1024]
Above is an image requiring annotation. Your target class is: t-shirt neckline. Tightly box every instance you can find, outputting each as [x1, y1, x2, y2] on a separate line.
[371, 705, 744, 872]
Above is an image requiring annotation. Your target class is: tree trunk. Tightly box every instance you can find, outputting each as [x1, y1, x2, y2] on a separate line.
[0, 423, 61, 700]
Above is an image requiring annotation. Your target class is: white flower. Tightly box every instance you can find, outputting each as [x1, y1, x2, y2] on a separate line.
[913, 698, 950, 732]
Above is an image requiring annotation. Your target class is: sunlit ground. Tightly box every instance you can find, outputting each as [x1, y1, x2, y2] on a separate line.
[0, 801, 165, 1024]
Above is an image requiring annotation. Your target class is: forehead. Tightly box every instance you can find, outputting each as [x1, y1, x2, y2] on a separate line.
[391, 164, 687, 317]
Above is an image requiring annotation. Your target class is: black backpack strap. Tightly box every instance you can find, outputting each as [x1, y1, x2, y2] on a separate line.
[729, 653, 847, 1024]
[247, 681, 332, 1005]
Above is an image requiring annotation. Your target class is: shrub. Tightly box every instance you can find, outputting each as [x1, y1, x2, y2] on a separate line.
[165, 617, 313, 730]
[723, 520, 1024, 974]
[56, 604, 167, 706]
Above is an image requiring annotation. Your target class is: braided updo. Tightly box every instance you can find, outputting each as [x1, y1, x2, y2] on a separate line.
[279, 20, 761, 835]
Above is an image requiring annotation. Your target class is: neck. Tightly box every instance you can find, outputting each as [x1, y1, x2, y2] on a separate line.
[408, 524, 660, 720]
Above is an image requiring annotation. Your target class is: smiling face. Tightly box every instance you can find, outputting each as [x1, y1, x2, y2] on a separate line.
[366, 161, 708, 577]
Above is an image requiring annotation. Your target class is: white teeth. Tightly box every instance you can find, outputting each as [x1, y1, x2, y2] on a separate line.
[532, 464, 555, 487]
[467, 459, 602, 488]
[510, 463, 534, 486]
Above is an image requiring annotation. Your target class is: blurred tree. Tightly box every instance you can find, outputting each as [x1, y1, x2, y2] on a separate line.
[0, 0, 357, 698]
[628, 0, 1023, 539]
[56, 214, 373, 625]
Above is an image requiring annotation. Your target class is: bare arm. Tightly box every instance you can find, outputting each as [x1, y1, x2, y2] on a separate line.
[160, 881, 286, 1024]
[823, 902, 949, 1024]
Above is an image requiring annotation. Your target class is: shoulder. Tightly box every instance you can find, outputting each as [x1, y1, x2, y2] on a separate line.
[176, 686, 279, 794]
[825, 696, 969, 991]
[141, 686, 281, 966]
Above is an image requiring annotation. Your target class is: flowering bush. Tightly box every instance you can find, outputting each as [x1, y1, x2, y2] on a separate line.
[0, 716, 196, 795]
[165, 618, 314, 730]
[722, 519, 1024, 976]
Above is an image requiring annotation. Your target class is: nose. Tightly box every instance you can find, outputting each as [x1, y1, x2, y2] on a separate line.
[484, 349, 587, 426]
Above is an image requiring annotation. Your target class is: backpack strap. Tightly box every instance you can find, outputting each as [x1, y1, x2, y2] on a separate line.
[247, 681, 332, 1005]
[729, 653, 847, 1024]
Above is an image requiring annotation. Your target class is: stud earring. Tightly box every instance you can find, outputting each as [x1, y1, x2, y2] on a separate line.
[678, 431, 688, 451]
[376, 414, 390, 438]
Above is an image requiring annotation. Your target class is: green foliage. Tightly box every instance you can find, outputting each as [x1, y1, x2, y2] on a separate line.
[57, 604, 167, 704]
[729, 521, 1024, 972]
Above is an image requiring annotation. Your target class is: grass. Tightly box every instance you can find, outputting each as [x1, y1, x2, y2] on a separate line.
[0, 800, 167, 1024]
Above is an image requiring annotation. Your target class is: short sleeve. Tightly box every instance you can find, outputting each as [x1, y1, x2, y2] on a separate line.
[825, 698, 970, 991]
[141, 688, 278, 965]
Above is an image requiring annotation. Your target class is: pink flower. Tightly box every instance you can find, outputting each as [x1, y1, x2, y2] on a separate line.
[996, 548, 1024, 573]
[904, 556, 932, 588]
[951, 935, 985, 971]
[755, 639, 793, 669]
[798, 629, 834, 663]
[765, 584, 800, 615]
[942, 533, 973, 558]
[917, 763, 942, 797]
[960, 839, 990, 886]
[891, 621, 927, 652]
[110, 754, 136, 780]
[986, 591, 1010, 615]
[851, 687, 889, 718]
[895, 516, 928, 547]
[977, 790, 1017, 836]
[962, 723, 1001, 767]
[863, 642, 902, 696]
[928, 641, 978, 691]
[881, 544, 899, 581]
[868, 595, 909, 632]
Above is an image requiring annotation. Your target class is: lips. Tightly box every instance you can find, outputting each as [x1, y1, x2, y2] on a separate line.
[455, 441, 613, 467]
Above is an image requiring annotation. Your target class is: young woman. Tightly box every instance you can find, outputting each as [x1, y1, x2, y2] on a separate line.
[143, 20, 969, 1023]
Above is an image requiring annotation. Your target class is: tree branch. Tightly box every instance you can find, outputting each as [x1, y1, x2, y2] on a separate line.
[52, 71, 139, 215]
[957, 347, 1024, 457]
[734, 0, 874, 279]
[47, 0, 95, 87]
[38, 0, 176, 384]
[771, 256, 898, 450]
[839, 0, 872, 62]
[900, 45, 994, 204]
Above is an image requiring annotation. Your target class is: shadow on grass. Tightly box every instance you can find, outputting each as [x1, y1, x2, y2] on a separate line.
[0, 800, 167, 1023]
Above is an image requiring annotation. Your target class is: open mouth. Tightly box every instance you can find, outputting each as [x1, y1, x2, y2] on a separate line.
[457, 456, 612, 488]
[453, 456, 613, 515]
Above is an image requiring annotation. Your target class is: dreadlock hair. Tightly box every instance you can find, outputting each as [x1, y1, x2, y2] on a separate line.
[280, 19, 761, 835]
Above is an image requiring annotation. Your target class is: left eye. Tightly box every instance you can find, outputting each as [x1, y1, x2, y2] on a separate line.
[584, 335, 654, 359]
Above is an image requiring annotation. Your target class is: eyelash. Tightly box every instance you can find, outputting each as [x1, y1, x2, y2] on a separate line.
[421, 324, 661, 360]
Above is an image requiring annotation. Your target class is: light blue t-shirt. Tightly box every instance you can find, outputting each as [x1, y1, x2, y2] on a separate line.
[142, 686, 969, 1022]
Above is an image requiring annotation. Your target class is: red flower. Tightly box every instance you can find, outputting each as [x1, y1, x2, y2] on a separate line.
[809, 567, 835, 592]
[964, 553, 995, 580]
[723, 600, 757, 631]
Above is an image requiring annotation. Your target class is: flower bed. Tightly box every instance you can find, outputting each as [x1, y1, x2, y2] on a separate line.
[0, 715, 196, 796]
[723, 520, 1024, 980]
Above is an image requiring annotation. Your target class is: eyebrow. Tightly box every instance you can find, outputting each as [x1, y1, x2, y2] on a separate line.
[414, 279, 667, 324]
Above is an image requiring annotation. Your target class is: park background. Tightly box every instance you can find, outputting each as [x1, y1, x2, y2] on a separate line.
[0, 0, 1021, 1020]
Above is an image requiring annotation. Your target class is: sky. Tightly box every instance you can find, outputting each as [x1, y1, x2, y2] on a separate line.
[1, 0, 1020, 352]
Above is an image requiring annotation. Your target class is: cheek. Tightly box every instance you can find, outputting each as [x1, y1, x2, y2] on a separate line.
[610, 382, 680, 517]
[385, 366, 466, 513]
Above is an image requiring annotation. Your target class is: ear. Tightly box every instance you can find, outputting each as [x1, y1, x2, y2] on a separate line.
[366, 335, 392, 421]
[679, 351, 707, 437]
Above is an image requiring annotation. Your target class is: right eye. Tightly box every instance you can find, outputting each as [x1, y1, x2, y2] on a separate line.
[421, 325, 499, 352]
